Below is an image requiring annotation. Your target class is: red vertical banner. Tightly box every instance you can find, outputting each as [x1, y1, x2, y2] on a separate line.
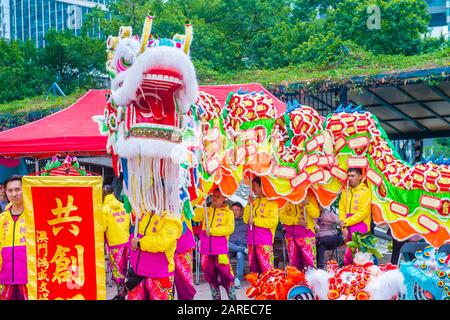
[23, 176, 105, 300]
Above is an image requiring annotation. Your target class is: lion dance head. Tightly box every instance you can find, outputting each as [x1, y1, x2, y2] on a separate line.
[94, 15, 198, 218]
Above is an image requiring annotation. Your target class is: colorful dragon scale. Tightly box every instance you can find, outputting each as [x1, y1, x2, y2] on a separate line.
[95, 16, 450, 247]
[324, 109, 450, 247]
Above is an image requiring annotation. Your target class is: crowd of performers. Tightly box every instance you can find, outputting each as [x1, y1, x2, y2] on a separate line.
[0, 166, 375, 300]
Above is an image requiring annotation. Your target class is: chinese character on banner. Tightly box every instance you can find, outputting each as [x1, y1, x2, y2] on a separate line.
[48, 196, 82, 236]
[23, 176, 105, 300]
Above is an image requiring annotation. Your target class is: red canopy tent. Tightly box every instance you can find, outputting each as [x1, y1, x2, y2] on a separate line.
[0, 83, 285, 159]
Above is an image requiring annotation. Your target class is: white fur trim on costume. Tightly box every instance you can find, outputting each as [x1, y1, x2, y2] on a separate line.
[305, 269, 330, 300]
[366, 269, 406, 300]
[354, 252, 372, 265]
[111, 45, 198, 112]
[117, 137, 187, 164]
[123, 155, 181, 218]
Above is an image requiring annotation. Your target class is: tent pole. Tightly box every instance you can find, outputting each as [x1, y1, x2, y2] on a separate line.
[35, 158, 39, 174]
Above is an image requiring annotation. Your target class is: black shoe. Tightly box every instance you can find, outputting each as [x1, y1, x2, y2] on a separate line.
[112, 295, 125, 300]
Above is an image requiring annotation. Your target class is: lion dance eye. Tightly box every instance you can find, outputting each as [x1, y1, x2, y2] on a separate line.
[116, 56, 133, 72]
[108, 113, 118, 131]
[121, 56, 132, 67]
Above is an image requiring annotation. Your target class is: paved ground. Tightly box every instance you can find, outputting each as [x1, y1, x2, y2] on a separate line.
[106, 277, 251, 300]
[189, 279, 251, 300]
[105, 241, 393, 300]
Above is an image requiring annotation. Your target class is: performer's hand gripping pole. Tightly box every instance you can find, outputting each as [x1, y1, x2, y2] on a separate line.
[204, 195, 209, 235]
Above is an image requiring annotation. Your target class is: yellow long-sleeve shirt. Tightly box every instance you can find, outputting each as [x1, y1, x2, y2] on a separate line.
[338, 182, 371, 232]
[130, 211, 182, 277]
[102, 194, 130, 247]
[193, 205, 235, 254]
[193, 206, 234, 238]
[243, 197, 279, 245]
[279, 193, 320, 235]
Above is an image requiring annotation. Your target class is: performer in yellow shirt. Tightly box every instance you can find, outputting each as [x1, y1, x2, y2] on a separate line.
[128, 186, 182, 300]
[244, 177, 279, 273]
[0, 175, 28, 300]
[193, 188, 236, 300]
[279, 191, 320, 270]
[102, 185, 130, 300]
[338, 168, 372, 265]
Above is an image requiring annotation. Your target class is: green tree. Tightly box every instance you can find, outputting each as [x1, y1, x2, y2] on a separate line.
[0, 40, 52, 103]
[40, 30, 105, 94]
[327, 0, 431, 55]
[290, 0, 345, 21]
[84, 0, 297, 71]
[2, 0, 446, 104]
[424, 138, 450, 159]
[292, 31, 347, 65]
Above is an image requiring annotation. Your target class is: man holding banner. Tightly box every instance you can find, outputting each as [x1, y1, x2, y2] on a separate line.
[22, 175, 106, 300]
[0, 175, 28, 300]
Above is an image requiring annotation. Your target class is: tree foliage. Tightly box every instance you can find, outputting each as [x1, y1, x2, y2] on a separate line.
[327, 0, 432, 55]
[0, 40, 51, 103]
[0, 0, 447, 103]
[0, 31, 105, 103]
[40, 30, 105, 92]
[424, 138, 450, 159]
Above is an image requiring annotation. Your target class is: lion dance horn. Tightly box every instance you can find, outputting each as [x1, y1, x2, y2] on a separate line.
[140, 13, 154, 54]
[106, 35, 119, 78]
[182, 19, 193, 55]
[118, 26, 132, 39]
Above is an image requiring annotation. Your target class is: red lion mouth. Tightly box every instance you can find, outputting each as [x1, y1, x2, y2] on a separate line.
[125, 68, 184, 141]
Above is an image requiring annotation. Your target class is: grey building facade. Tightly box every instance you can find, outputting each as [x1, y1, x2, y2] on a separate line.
[426, 0, 449, 38]
[0, 0, 110, 47]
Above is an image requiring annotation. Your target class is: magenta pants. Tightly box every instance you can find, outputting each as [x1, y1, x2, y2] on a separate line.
[285, 237, 316, 270]
[0, 284, 28, 300]
[200, 254, 235, 290]
[248, 244, 274, 273]
[174, 249, 196, 300]
[108, 245, 129, 285]
[127, 276, 174, 300]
